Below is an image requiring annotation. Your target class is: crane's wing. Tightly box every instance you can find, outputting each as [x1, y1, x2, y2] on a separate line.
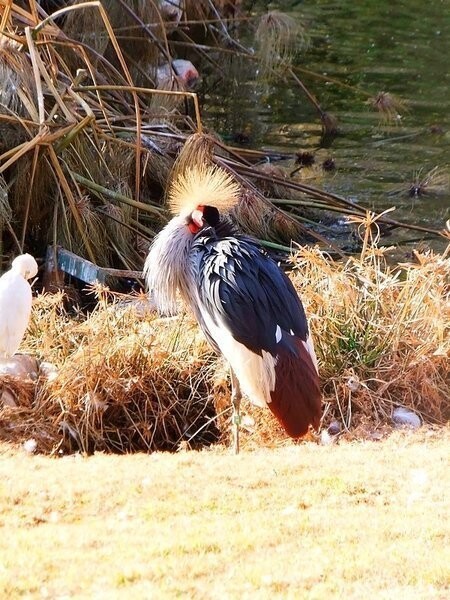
[190, 233, 321, 437]
[191, 235, 309, 356]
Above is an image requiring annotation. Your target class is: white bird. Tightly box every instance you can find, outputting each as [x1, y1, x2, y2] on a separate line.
[156, 59, 200, 90]
[0, 253, 38, 358]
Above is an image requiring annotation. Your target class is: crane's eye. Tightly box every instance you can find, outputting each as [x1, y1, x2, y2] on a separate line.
[202, 205, 220, 226]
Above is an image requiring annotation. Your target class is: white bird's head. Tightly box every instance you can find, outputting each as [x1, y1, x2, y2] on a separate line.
[11, 254, 38, 280]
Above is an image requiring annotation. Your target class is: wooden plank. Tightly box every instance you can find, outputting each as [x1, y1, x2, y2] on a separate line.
[45, 246, 144, 285]
[57, 247, 106, 283]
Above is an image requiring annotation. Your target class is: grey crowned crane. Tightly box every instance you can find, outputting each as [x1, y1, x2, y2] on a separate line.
[144, 166, 322, 452]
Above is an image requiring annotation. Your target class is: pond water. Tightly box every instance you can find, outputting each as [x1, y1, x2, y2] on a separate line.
[200, 0, 450, 251]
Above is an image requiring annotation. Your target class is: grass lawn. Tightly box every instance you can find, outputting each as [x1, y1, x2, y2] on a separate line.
[0, 427, 448, 599]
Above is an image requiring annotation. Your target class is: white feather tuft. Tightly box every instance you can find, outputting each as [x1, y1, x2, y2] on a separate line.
[303, 335, 319, 374]
[144, 215, 196, 315]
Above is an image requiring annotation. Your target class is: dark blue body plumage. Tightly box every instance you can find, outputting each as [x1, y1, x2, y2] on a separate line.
[188, 222, 322, 438]
[191, 230, 309, 357]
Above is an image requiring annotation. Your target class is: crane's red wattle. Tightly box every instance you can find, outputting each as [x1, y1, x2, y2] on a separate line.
[188, 221, 201, 234]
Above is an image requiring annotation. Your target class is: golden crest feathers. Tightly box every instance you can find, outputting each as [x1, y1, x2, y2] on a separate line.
[168, 165, 241, 215]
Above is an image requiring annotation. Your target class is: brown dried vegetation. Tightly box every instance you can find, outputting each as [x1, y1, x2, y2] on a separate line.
[0, 0, 444, 272]
[0, 3, 448, 454]
[0, 233, 448, 454]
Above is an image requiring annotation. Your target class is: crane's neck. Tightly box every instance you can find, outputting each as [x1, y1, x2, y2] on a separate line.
[144, 215, 195, 315]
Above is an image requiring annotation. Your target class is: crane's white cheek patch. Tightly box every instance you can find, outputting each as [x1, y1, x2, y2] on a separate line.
[201, 311, 276, 408]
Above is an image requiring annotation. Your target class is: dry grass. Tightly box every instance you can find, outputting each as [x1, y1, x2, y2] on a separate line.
[0, 427, 448, 598]
[0, 4, 444, 459]
[368, 91, 409, 124]
[291, 237, 449, 429]
[6, 287, 220, 454]
[389, 166, 450, 199]
[0, 1, 199, 269]
[0, 235, 447, 455]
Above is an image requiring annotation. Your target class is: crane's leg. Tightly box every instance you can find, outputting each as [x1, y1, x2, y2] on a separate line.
[230, 368, 241, 455]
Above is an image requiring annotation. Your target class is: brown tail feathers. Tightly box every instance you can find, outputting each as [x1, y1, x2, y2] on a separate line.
[269, 337, 322, 437]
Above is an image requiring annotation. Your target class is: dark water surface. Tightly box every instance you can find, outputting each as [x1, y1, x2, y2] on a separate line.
[201, 0, 450, 250]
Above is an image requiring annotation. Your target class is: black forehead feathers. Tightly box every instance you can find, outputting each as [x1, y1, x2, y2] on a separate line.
[202, 205, 220, 227]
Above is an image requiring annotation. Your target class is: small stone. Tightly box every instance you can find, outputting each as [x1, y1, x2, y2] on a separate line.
[23, 438, 37, 453]
[392, 407, 421, 429]
[328, 420, 341, 436]
[320, 430, 334, 445]
[346, 375, 360, 392]
[1, 389, 17, 408]
[39, 361, 59, 382]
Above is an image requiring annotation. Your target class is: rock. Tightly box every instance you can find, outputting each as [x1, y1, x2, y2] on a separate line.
[392, 406, 422, 429]
[23, 438, 37, 453]
[328, 420, 341, 436]
[0, 355, 39, 380]
[39, 361, 59, 382]
[320, 430, 334, 446]
[1, 388, 17, 407]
